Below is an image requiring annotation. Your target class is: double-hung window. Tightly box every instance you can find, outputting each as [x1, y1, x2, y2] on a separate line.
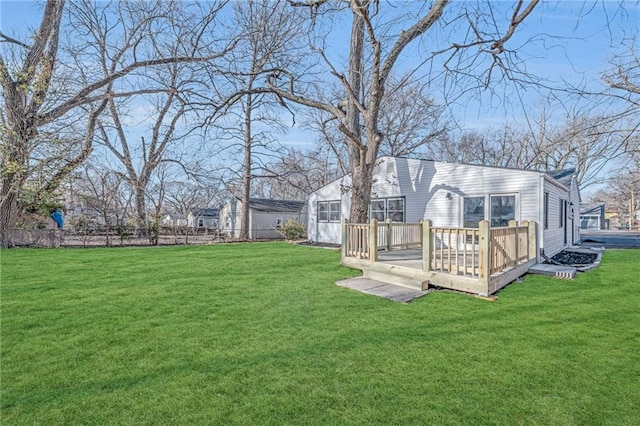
[369, 197, 405, 222]
[464, 194, 517, 228]
[317, 201, 341, 223]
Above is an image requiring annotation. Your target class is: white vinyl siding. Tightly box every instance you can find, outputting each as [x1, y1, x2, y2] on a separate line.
[308, 157, 572, 255]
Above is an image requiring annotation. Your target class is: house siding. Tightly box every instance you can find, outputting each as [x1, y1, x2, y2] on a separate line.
[309, 157, 581, 260]
[221, 198, 307, 239]
[540, 177, 568, 257]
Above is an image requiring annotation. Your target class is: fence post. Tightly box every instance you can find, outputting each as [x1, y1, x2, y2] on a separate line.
[369, 219, 378, 263]
[509, 220, 518, 266]
[479, 220, 490, 282]
[422, 219, 432, 272]
[341, 219, 347, 260]
[385, 218, 392, 251]
[528, 220, 537, 261]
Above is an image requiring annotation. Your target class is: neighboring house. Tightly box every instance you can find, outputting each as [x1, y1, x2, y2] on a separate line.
[580, 203, 606, 230]
[308, 156, 580, 260]
[220, 198, 307, 239]
[161, 213, 187, 227]
[187, 208, 219, 228]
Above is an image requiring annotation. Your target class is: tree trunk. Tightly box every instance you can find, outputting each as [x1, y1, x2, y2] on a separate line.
[240, 95, 252, 240]
[0, 186, 20, 248]
[345, 10, 370, 224]
[133, 180, 147, 238]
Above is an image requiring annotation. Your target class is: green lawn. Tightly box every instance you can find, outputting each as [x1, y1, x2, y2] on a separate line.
[1, 243, 639, 425]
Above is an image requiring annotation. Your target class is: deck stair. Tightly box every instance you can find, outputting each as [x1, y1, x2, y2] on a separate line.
[528, 264, 577, 280]
[362, 268, 428, 291]
[336, 277, 428, 303]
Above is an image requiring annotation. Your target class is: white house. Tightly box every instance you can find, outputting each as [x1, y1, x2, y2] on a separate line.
[187, 208, 219, 228]
[308, 156, 580, 260]
[220, 198, 307, 239]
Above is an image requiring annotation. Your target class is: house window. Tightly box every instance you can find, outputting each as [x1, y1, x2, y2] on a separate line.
[559, 198, 565, 228]
[369, 197, 405, 222]
[463, 196, 485, 228]
[543, 191, 549, 229]
[371, 199, 385, 221]
[198, 219, 204, 227]
[317, 202, 328, 222]
[490, 195, 516, 227]
[318, 201, 341, 223]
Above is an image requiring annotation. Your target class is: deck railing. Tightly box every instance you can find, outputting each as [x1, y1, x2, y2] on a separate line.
[430, 226, 481, 278]
[377, 220, 422, 250]
[343, 223, 372, 259]
[489, 222, 532, 274]
[342, 219, 537, 280]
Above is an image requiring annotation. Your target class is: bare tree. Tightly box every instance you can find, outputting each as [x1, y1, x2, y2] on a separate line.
[249, 0, 540, 223]
[74, 162, 131, 246]
[255, 147, 342, 199]
[0, 0, 232, 247]
[215, 0, 307, 239]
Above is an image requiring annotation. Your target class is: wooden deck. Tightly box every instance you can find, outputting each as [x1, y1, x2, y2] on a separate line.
[341, 220, 538, 296]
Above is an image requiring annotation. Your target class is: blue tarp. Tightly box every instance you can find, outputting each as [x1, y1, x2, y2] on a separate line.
[50, 209, 64, 229]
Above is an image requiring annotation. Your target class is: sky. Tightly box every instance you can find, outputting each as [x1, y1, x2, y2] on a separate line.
[1, 1, 638, 194]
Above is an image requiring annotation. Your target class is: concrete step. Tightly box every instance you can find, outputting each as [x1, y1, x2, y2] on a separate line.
[528, 264, 576, 280]
[336, 277, 428, 303]
[362, 269, 428, 291]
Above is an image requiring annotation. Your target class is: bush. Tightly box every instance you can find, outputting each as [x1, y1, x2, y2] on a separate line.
[276, 218, 306, 240]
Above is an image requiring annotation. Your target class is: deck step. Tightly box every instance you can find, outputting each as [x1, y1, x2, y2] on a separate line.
[362, 269, 428, 291]
[528, 264, 577, 280]
[336, 277, 428, 303]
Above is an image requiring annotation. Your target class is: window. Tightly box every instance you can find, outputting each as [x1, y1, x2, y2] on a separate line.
[329, 201, 341, 222]
[317, 201, 341, 223]
[463, 196, 485, 228]
[559, 198, 565, 228]
[490, 195, 516, 227]
[198, 219, 204, 227]
[387, 198, 404, 222]
[371, 199, 385, 221]
[317, 202, 328, 222]
[369, 197, 405, 222]
[543, 192, 549, 229]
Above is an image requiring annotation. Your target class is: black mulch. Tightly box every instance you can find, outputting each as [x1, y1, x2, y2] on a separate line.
[546, 251, 597, 266]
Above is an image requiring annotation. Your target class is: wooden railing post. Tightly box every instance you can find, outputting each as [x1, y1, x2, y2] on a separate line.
[509, 220, 518, 266]
[385, 218, 392, 251]
[369, 219, 378, 263]
[422, 219, 432, 272]
[479, 220, 490, 282]
[528, 220, 537, 261]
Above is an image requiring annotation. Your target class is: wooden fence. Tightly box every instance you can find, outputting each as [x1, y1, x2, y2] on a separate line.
[342, 219, 537, 280]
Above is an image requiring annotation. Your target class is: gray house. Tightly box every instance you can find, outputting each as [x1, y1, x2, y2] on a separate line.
[187, 208, 219, 228]
[308, 156, 581, 260]
[220, 198, 307, 239]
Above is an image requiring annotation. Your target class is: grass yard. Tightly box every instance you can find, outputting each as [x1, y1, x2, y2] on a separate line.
[1, 243, 639, 425]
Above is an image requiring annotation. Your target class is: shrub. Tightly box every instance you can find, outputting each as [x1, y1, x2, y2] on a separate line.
[276, 218, 306, 240]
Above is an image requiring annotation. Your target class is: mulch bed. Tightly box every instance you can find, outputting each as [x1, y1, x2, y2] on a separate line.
[546, 250, 597, 266]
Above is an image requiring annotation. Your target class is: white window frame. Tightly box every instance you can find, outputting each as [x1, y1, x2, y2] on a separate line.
[318, 200, 341, 223]
[369, 197, 405, 222]
[461, 193, 519, 228]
